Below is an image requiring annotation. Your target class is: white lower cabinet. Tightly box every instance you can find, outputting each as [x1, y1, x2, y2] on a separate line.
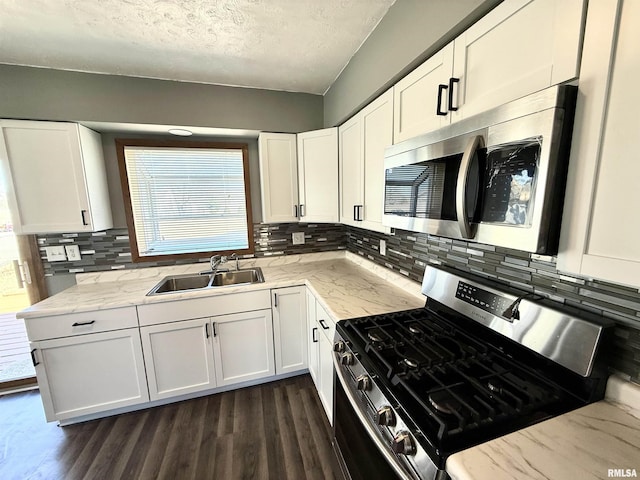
[140, 318, 216, 401]
[212, 309, 275, 387]
[272, 286, 308, 375]
[307, 291, 335, 425]
[31, 327, 149, 422]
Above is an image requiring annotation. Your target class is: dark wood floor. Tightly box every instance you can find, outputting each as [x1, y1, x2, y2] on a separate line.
[0, 374, 343, 480]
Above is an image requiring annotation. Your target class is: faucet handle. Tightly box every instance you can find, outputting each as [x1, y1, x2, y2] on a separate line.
[229, 252, 239, 270]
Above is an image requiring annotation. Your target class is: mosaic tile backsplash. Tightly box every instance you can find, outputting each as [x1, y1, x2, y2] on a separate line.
[345, 225, 640, 383]
[36, 223, 640, 382]
[37, 223, 346, 275]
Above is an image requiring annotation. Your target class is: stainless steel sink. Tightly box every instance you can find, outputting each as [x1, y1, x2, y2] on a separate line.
[211, 269, 264, 287]
[147, 267, 265, 296]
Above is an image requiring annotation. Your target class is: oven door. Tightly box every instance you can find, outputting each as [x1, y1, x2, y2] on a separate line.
[333, 378, 405, 480]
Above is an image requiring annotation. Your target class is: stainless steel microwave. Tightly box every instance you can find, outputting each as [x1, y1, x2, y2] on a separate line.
[382, 85, 577, 254]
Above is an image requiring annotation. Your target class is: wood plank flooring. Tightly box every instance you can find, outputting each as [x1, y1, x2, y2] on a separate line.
[0, 374, 343, 480]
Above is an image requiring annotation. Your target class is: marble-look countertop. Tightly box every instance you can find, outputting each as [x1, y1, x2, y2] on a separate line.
[18, 251, 426, 321]
[446, 374, 640, 480]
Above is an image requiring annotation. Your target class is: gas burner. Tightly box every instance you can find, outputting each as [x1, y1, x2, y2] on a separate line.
[428, 390, 462, 415]
[367, 329, 386, 343]
[403, 357, 419, 369]
[408, 324, 424, 335]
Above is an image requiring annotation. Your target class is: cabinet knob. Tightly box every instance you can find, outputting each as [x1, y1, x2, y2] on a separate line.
[391, 431, 416, 456]
[375, 405, 396, 427]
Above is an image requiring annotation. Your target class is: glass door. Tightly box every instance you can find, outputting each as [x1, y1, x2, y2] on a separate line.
[0, 181, 36, 388]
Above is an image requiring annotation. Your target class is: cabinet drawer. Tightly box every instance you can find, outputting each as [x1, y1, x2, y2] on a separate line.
[316, 301, 335, 342]
[137, 290, 271, 326]
[25, 307, 138, 341]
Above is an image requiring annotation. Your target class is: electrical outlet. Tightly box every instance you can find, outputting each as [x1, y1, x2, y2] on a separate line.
[65, 245, 82, 261]
[292, 232, 305, 245]
[45, 246, 67, 262]
[380, 239, 386, 256]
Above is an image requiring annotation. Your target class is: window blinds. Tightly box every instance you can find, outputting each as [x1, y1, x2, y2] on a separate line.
[124, 146, 250, 257]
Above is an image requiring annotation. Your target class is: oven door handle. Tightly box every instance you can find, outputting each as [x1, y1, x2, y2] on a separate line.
[456, 134, 484, 239]
[333, 355, 415, 480]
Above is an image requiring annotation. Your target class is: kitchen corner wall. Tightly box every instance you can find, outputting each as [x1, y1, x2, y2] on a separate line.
[345, 226, 640, 383]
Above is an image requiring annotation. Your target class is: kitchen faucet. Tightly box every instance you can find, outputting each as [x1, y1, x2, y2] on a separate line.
[209, 254, 227, 274]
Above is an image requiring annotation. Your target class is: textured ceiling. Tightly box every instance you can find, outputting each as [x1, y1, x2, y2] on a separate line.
[0, 0, 395, 94]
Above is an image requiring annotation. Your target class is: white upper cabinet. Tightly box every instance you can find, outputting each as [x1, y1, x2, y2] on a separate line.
[392, 0, 585, 143]
[393, 43, 454, 143]
[558, 0, 640, 287]
[258, 132, 299, 223]
[0, 120, 113, 234]
[259, 129, 338, 224]
[338, 114, 363, 228]
[451, 0, 585, 122]
[297, 128, 339, 223]
[339, 89, 393, 233]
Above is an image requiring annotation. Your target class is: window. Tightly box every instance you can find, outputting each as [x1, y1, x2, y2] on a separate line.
[116, 139, 254, 262]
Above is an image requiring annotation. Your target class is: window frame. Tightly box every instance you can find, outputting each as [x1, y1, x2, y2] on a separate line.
[115, 138, 255, 263]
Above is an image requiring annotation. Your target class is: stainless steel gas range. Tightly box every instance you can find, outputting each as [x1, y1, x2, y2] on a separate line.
[332, 265, 613, 480]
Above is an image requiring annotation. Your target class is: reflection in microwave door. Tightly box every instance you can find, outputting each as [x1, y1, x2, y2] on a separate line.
[510, 169, 532, 203]
[505, 203, 528, 225]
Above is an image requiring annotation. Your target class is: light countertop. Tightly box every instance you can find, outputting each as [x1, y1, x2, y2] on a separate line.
[446, 374, 640, 480]
[18, 251, 426, 321]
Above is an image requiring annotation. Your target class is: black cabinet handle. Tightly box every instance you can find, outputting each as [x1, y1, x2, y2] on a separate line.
[293, 205, 298, 218]
[30, 349, 39, 367]
[319, 319, 330, 330]
[81, 210, 88, 226]
[312, 327, 318, 343]
[357, 205, 363, 221]
[436, 84, 448, 116]
[448, 77, 460, 112]
[353, 205, 357, 221]
[72, 320, 95, 327]
[212, 322, 217, 337]
[274, 293, 278, 308]
[205, 323, 210, 338]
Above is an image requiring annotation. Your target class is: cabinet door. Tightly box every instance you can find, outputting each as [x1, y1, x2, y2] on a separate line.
[297, 128, 339, 223]
[393, 43, 454, 143]
[212, 309, 275, 387]
[558, 0, 640, 287]
[318, 331, 334, 425]
[338, 115, 363, 227]
[451, 0, 585, 122]
[361, 89, 393, 233]
[272, 286, 308, 375]
[32, 328, 149, 422]
[140, 318, 216, 401]
[258, 132, 299, 223]
[306, 290, 319, 386]
[0, 120, 112, 234]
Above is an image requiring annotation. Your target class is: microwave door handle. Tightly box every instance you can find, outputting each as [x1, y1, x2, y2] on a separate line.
[456, 135, 484, 239]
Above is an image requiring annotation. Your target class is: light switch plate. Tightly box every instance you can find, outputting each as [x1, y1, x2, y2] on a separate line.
[292, 232, 305, 245]
[65, 245, 82, 261]
[45, 246, 67, 262]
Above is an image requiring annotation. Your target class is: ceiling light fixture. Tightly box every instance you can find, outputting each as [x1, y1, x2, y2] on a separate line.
[168, 128, 193, 136]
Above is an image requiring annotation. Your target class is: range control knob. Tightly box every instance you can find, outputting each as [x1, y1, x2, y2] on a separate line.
[375, 406, 396, 427]
[333, 341, 346, 353]
[340, 353, 354, 365]
[391, 431, 416, 456]
[355, 374, 371, 391]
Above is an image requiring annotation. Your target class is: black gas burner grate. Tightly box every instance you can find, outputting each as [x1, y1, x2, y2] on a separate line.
[343, 308, 566, 443]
